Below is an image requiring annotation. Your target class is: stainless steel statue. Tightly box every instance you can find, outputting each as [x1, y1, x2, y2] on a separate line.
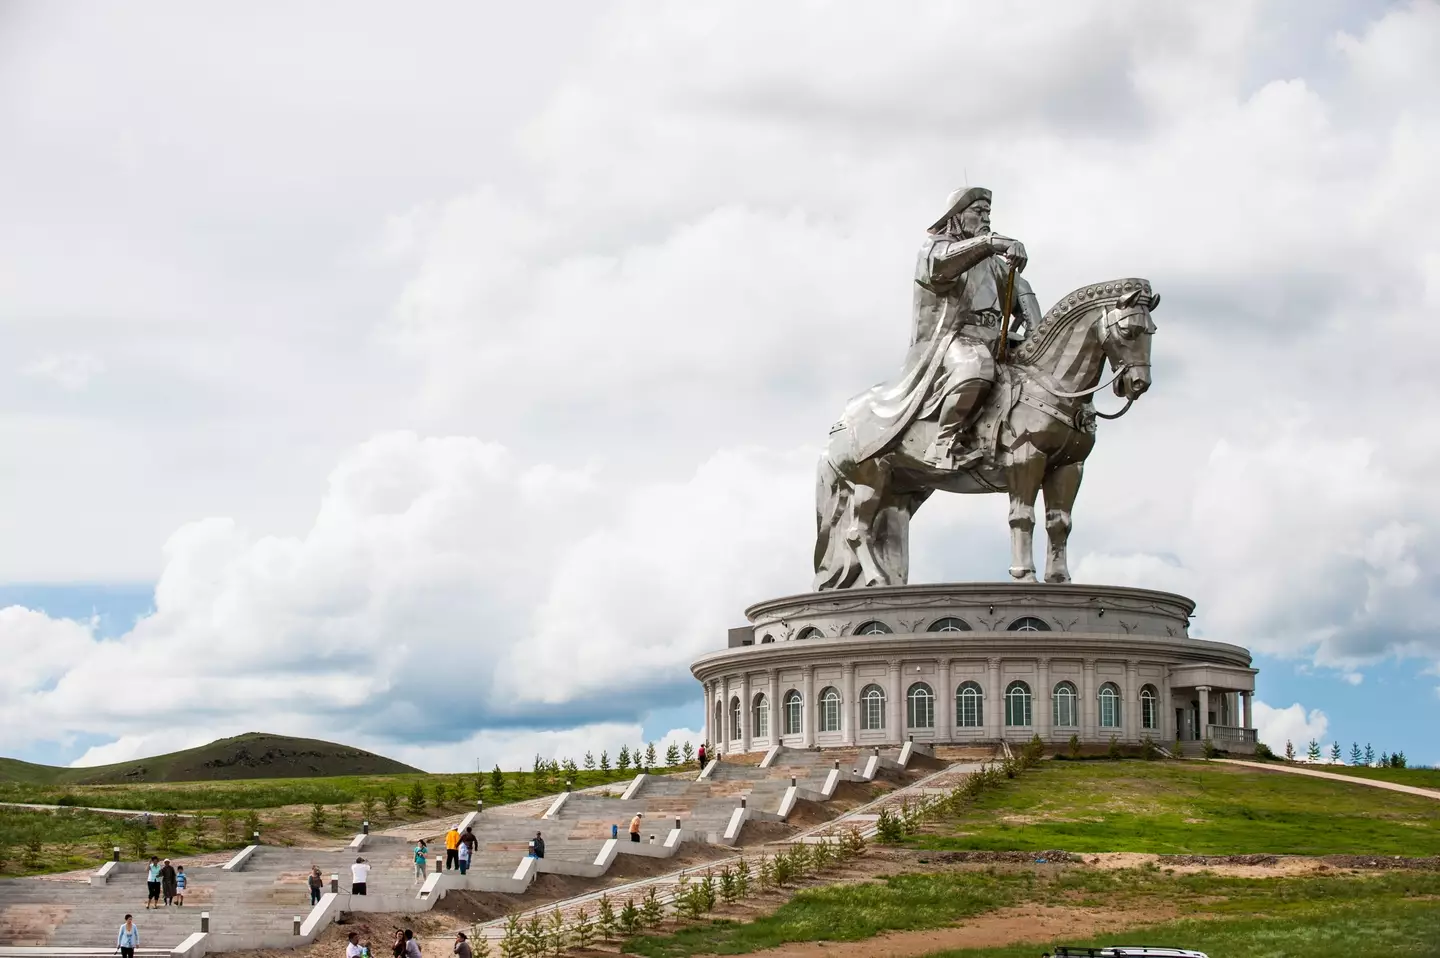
[815, 187, 1159, 589]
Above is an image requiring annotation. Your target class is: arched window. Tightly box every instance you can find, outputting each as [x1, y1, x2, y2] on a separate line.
[797, 627, 823, 641]
[783, 690, 803, 736]
[1140, 685, 1159, 730]
[855, 621, 892, 635]
[1005, 680, 1033, 727]
[860, 684, 886, 730]
[753, 693, 769, 739]
[906, 682, 935, 729]
[1098, 682, 1122, 729]
[955, 682, 983, 728]
[1052, 681, 1078, 729]
[819, 687, 842, 732]
[729, 696, 742, 741]
[1008, 617, 1051, 632]
[760, 634, 775, 644]
[929, 617, 972, 632]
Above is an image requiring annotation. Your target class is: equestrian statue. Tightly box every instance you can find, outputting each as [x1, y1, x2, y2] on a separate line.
[814, 186, 1160, 589]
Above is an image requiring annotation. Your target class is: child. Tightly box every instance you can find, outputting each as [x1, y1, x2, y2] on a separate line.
[413, 840, 428, 883]
[174, 866, 186, 906]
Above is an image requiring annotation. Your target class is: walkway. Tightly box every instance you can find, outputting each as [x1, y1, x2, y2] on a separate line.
[1217, 760, 1440, 800]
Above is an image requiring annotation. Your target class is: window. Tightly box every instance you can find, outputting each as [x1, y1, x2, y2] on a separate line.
[855, 621, 892, 635]
[783, 690, 803, 736]
[906, 682, 935, 728]
[760, 634, 775, 644]
[929, 617, 972, 632]
[1005, 680, 1033, 727]
[797, 627, 823, 641]
[1052, 681, 1078, 729]
[955, 682, 983, 728]
[860, 684, 886, 730]
[819, 687, 842, 732]
[1008, 617, 1051, 632]
[1099, 682, 1122, 729]
[1140, 685, 1159, 730]
[729, 696, 742, 741]
[753, 693, 769, 739]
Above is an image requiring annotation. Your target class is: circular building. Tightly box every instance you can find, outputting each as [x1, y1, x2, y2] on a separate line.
[690, 582, 1257, 755]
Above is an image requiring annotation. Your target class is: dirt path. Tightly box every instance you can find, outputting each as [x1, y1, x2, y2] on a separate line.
[1217, 760, 1440, 800]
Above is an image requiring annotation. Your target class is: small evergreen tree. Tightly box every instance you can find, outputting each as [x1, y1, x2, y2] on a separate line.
[243, 810, 262, 839]
[383, 788, 400, 817]
[218, 810, 237, 845]
[309, 803, 327, 832]
[1330, 742, 1342, 763]
[1379, 751, 1390, 767]
[1284, 739, 1296, 761]
[617, 746, 631, 771]
[521, 916, 545, 958]
[126, 823, 148, 860]
[1393, 751, 1408, 768]
[407, 781, 427, 813]
[599, 750, 611, 772]
[1107, 735, 1122, 760]
[1306, 739, 1321, 762]
[596, 893, 617, 941]
[471, 776, 485, 803]
[1068, 733, 1081, 758]
[618, 898, 641, 937]
[665, 743, 681, 766]
[682, 741, 695, 764]
[188, 815, 209, 847]
[1364, 743, 1375, 766]
[361, 793, 378, 823]
[1350, 742, 1363, 765]
[645, 742, 658, 769]
[499, 916, 523, 958]
[544, 908, 567, 957]
[571, 906, 595, 950]
[1202, 737, 1218, 760]
[491, 764, 506, 797]
[583, 751, 596, 771]
[433, 780, 449, 807]
[640, 886, 664, 928]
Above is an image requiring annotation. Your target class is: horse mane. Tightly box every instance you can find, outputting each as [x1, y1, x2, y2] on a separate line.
[1014, 277, 1154, 365]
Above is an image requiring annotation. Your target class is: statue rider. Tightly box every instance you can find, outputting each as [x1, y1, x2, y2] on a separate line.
[912, 187, 1041, 468]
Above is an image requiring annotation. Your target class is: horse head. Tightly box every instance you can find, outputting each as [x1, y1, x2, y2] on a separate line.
[1098, 286, 1159, 400]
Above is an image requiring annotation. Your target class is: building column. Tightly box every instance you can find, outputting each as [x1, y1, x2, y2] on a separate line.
[841, 665, 856, 746]
[887, 660, 903, 744]
[1160, 668, 1173, 744]
[740, 673, 753, 753]
[1242, 690, 1253, 730]
[986, 657, 1002, 740]
[1197, 686, 1211, 743]
[1124, 660, 1138, 743]
[1081, 659, 1097, 742]
[721, 677, 732, 753]
[802, 665, 816, 747]
[768, 671, 781, 746]
[936, 659, 952, 744]
[1036, 658, 1051, 743]
[702, 680, 712, 749]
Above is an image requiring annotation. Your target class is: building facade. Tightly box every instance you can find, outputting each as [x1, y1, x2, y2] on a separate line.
[691, 582, 1257, 755]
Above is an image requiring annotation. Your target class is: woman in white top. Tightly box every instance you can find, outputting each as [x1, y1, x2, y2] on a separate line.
[350, 857, 370, 895]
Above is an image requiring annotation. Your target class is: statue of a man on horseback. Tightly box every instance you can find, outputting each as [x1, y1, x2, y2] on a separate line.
[816, 187, 1160, 590]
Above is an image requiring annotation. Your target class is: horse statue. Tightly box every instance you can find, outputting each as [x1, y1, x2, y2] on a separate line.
[814, 279, 1159, 589]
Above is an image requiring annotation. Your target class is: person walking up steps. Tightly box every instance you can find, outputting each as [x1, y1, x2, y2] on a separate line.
[308, 865, 323, 905]
[350, 856, 369, 896]
[174, 865, 186, 905]
[413, 840, 428, 882]
[629, 813, 642, 843]
[144, 857, 161, 909]
[697, 743, 706, 770]
[444, 825, 460, 871]
[456, 832, 471, 875]
[117, 914, 139, 958]
[159, 859, 177, 907]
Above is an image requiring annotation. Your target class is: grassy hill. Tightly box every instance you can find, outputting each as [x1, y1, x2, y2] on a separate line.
[0, 732, 422, 786]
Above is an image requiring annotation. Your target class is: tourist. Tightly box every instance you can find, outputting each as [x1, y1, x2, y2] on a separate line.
[697, 743, 706, 770]
[346, 931, 365, 958]
[452, 931, 472, 958]
[413, 840, 428, 882]
[444, 825, 461, 871]
[117, 914, 139, 958]
[403, 929, 422, 958]
[308, 865, 324, 905]
[460, 826, 478, 857]
[160, 859, 177, 907]
[456, 834, 471, 875]
[350, 856, 370, 895]
[629, 813, 642, 843]
[390, 930, 406, 958]
[531, 831, 545, 859]
[174, 865, 186, 906]
[144, 856, 161, 909]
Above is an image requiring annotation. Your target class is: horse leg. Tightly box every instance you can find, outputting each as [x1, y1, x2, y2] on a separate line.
[1042, 461, 1084, 584]
[1006, 444, 1046, 582]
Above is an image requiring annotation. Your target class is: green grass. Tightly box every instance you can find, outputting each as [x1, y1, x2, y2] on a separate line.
[622, 868, 1440, 957]
[905, 759, 1440, 856]
[1311, 764, 1440, 790]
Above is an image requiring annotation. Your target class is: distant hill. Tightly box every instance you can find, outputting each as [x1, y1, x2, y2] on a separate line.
[0, 733, 423, 785]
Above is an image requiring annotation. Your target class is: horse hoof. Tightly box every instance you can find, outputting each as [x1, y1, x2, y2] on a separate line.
[1045, 573, 1071, 584]
[1009, 568, 1037, 582]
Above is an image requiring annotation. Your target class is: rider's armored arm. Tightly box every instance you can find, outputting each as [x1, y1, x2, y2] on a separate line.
[1012, 273, 1043, 337]
[927, 235, 997, 283]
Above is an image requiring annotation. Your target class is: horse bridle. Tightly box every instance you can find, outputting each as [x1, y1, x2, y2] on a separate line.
[1029, 303, 1152, 419]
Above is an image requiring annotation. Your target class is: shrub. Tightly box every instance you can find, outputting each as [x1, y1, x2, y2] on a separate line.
[1141, 736, 1158, 761]
[1202, 737, 1218, 760]
[126, 823, 148, 860]
[1172, 734, 1183, 758]
[875, 807, 905, 844]
[407, 781, 426, 814]
[189, 815, 209, 847]
[23, 831, 43, 867]
[433, 780, 449, 808]
[1107, 736, 1122, 760]
[1254, 742, 1275, 760]
[309, 803, 327, 832]
[218, 810, 237, 845]
[1068, 733, 1081, 759]
[155, 814, 180, 851]
[359, 794, 378, 824]
[243, 810, 262, 840]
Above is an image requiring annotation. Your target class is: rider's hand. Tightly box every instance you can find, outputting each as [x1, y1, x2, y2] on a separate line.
[1004, 240, 1028, 273]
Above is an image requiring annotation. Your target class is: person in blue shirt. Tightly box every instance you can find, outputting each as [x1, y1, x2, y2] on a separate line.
[174, 865, 187, 906]
[144, 858, 161, 910]
[117, 914, 139, 958]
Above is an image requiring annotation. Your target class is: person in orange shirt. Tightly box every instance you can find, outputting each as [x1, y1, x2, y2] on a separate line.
[444, 826, 461, 871]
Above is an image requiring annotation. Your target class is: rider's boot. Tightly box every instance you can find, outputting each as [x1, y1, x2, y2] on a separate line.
[924, 380, 988, 469]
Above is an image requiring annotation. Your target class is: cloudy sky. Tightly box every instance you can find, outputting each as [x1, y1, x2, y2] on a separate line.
[2, 0, 1438, 770]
